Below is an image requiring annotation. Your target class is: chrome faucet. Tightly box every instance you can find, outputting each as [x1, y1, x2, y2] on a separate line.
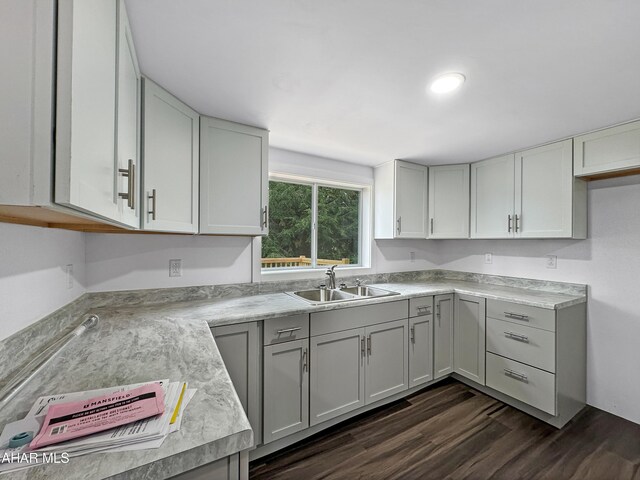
[326, 265, 338, 289]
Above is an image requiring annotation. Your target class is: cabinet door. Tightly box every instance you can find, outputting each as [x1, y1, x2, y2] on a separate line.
[515, 139, 574, 238]
[434, 294, 454, 379]
[574, 120, 640, 177]
[55, 0, 121, 222]
[142, 78, 199, 232]
[365, 319, 409, 404]
[428, 164, 470, 239]
[200, 117, 268, 235]
[470, 154, 515, 238]
[310, 328, 365, 426]
[409, 302, 433, 388]
[394, 160, 428, 238]
[115, 0, 141, 228]
[454, 294, 486, 385]
[212, 323, 261, 446]
[263, 339, 309, 443]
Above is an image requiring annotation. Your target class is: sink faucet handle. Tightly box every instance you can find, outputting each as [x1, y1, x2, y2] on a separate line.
[355, 278, 363, 286]
[339, 283, 347, 289]
[317, 283, 327, 289]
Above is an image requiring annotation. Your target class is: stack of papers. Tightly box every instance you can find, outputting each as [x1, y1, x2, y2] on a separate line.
[0, 380, 196, 474]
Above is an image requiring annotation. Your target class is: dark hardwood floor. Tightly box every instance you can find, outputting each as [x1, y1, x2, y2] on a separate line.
[250, 379, 640, 480]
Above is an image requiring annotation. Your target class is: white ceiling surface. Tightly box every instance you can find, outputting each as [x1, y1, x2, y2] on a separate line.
[126, 0, 640, 166]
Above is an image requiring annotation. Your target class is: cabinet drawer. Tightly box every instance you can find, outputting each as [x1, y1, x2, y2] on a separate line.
[311, 300, 408, 337]
[264, 314, 309, 345]
[486, 299, 555, 332]
[486, 317, 555, 373]
[409, 296, 433, 318]
[486, 352, 556, 415]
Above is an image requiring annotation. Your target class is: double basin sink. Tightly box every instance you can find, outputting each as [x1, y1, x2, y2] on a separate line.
[287, 285, 399, 305]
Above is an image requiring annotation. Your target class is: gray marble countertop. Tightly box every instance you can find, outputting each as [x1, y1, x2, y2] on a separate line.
[0, 314, 253, 480]
[90, 279, 586, 330]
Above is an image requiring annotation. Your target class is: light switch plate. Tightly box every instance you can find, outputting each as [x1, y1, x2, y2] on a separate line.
[546, 255, 557, 269]
[484, 253, 492, 264]
[169, 259, 182, 277]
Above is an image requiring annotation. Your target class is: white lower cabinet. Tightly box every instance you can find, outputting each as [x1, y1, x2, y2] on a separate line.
[434, 294, 454, 379]
[454, 294, 486, 385]
[263, 339, 309, 443]
[309, 328, 365, 426]
[212, 323, 261, 446]
[408, 297, 434, 388]
[364, 319, 409, 404]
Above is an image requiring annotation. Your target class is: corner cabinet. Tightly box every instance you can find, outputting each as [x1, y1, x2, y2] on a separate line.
[433, 294, 454, 379]
[374, 160, 428, 239]
[55, 0, 140, 228]
[212, 323, 262, 447]
[428, 164, 470, 239]
[471, 140, 586, 239]
[200, 117, 269, 235]
[141, 78, 199, 233]
[454, 294, 486, 385]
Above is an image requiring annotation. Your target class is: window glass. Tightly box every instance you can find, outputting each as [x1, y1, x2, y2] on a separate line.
[317, 186, 360, 266]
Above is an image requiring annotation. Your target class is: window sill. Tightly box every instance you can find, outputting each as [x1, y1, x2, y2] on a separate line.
[260, 265, 374, 282]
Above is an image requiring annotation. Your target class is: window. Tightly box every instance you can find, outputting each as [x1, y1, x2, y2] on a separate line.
[262, 178, 363, 270]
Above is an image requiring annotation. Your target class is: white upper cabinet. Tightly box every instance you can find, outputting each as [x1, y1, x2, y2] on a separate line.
[471, 141, 586, 239]
[428, 164, 470, 239]
[200, 117, 269, 236]
[115, 0, 141, 228]
[515, 139, 582, 238]
[470, 154, 515, 239]
[55, 0, 140, 228]
[141, 79, 199, 233]
[374, 160, 428, 239]
[574, 120, 640, 177]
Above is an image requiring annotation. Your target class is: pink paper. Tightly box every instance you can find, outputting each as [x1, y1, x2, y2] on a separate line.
[30, 383, 165, 449]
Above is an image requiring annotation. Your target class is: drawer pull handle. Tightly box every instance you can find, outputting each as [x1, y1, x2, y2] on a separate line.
[504, 331, 529, 343]
[276, 327, 302, 335]
[416, 306, 431, 315]
[504, 368, 528, 382]
[504, 312, 529, 321]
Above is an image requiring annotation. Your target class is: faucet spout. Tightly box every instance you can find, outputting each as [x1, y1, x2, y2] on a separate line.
[326, 265, 338, 289]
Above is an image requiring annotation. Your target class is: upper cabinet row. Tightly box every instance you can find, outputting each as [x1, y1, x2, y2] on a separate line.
[375, 139, 587, 240]
[1, 0, 268, 236]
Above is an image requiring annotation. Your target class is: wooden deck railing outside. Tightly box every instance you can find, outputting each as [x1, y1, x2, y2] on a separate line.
[262, 256, 350, 269]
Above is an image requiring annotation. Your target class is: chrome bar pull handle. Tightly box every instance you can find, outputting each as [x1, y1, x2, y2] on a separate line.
[302, 348, 308, 372]
[430, 218, 434, 235]
[410, 326, 415, 343]
[361, 336, 366, 357]
[276, 327, 302, 335]
[504, 331, 529, 343]
[515, 214, 520, 233]
[504, 312, 529, 321]
[504, 368, 528, 382]
[367, 335, 372, 355]
[118, 159, 135, 209]
[262, 205, 268, 229]
[396, 217, 402, 235]
[147, 189, 157, 221]
[508, 214, 512, 233]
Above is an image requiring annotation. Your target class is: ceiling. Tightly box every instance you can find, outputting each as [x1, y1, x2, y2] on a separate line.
[125, 0, 640, 167]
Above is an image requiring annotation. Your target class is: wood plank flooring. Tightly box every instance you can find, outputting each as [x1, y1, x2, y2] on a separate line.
[250, 379, 640, 480]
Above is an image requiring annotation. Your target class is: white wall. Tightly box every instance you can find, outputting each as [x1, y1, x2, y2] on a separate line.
[0, 222, 86, 341]
[424, 175, 640, 424]
[85, 234, 253, 292]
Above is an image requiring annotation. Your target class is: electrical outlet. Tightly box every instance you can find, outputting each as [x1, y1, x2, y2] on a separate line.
[546, 255, 557, 269]
[410, 251, 416, 263]
[65, 264, 74, 289]
[484, 253, 492, 264]
[169, 259, 182, 277]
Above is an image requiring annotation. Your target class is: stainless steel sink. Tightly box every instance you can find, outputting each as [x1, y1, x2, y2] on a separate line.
[339, 285, 398, 298]
[287, 286, 399, 305]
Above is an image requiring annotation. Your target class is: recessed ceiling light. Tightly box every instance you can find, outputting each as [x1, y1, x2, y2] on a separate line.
[430, 73, 466, 94]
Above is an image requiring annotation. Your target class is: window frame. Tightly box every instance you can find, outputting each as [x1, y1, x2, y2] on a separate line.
[261, 173, 369, 272]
